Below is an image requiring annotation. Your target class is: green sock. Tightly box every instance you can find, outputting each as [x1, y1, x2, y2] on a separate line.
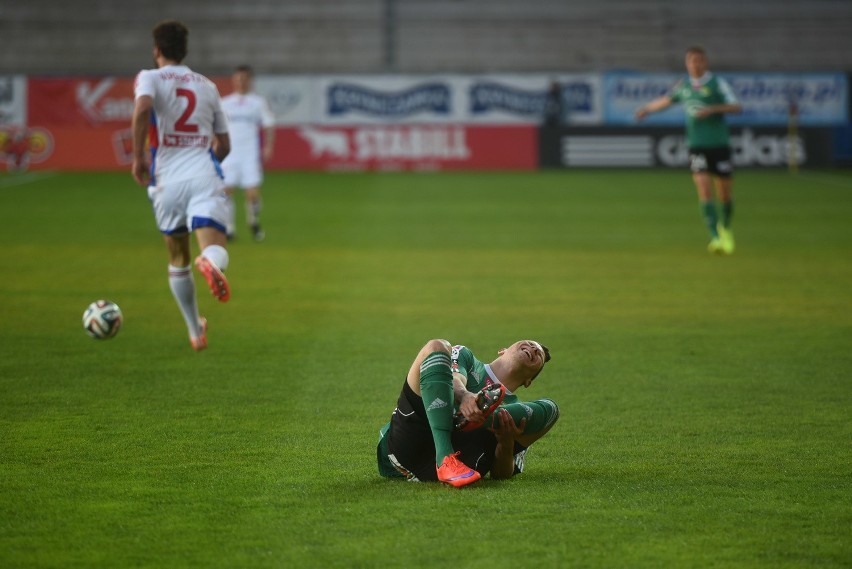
[721, 200, 734, 229]
[486, 399, 560, 435]
[701, 201, 719, 237]
[419, 351, 455, 465]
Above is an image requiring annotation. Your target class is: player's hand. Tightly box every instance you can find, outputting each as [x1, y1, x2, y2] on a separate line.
[635, 107, 648, 121]
[489, 408, 525, 443]
[458, 391, 485, 424]
[132, 157, 150, 186]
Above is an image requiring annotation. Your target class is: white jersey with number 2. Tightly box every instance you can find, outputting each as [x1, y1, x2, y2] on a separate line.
[134, 64, 229, 185]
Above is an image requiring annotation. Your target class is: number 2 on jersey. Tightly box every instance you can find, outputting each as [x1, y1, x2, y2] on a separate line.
[175, 88, 199, 133]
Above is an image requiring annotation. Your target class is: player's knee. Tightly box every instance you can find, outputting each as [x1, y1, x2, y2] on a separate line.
[546, 398, 560, 418]
[422, 339, 451, 356]
[536, 398, 560, 429]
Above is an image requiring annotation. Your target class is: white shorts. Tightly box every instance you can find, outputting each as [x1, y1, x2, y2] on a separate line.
[147, 175, 228, 235]
[221, 153, 263, 189]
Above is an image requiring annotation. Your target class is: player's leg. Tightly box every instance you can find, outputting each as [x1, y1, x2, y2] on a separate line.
[194, 226, 231, 302]
[239, 157, 265, 242]
[693, 172, 722, 254]
[190, 177, 232, 302]
[220, 156, 240, 240]
[223, 186, 237, 240]
[406, 339, 480, 486]
[406, 339, 455, 459]
[714, 174, 735, 254]
[245, 186, 264, 241]
[715, 176, 733, 223]
[689, 149, 722, 253]
[483, 398, 560, 451]
[245, 186, 264, 242]
[149, 182, 207, 350]
[164, 232, 207, 351]
[383, 381, 446, 482]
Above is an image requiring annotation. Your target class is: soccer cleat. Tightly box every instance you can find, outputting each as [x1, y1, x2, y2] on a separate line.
[717, 223, 735, 255]
[195, 255, 230, 302]
[190, 316, 207, 351]
[453, 383, 506, 432]
[436, 452, 481, 488]
[251, 223, 265, 242]
[707, 237, 724, 255]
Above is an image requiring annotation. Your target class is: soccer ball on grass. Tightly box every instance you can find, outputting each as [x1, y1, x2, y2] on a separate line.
[82, 300, 123, 339]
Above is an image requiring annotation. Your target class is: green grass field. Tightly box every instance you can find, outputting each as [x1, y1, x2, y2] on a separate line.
[1, 169, 850, 568]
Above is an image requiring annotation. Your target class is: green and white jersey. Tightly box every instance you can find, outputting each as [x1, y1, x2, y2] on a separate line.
[451, 344, 518, 406]
[668, 72, 738, 149]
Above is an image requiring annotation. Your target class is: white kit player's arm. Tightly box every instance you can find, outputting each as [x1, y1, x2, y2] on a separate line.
[212, 95, 231, 162]
[131, 94, 153, 186]
[261, 98, 276, 163]
[212, 131, 231, 162]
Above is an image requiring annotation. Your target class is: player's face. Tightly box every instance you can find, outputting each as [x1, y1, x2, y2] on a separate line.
[685, 52, 707, 78]
[233, 71, 252, 94]
[506, 340, 547, 378]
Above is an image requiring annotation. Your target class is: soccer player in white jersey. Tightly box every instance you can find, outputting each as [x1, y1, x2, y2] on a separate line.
[220, 65, 276, 241]
[131, 20, 232, 351]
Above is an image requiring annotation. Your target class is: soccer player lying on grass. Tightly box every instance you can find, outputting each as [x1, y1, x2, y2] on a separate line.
[377, 339, 559, 487]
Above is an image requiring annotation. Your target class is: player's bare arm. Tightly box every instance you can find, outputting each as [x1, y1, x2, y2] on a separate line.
[489, 408, 526, 480]
[213, 132, 231, 162]
[131, 95, 153, 186]
[452, 373, 485, 424]
[635, 95, 673, 120]
[262, 126, 275, 163]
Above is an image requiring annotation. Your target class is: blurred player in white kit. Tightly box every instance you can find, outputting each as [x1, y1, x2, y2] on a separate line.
[131, 20, 232, 352]
[220, 65, 276, 241]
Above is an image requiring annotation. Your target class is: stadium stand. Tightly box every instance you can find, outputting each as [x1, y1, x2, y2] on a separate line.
[2, 0, 851, 74]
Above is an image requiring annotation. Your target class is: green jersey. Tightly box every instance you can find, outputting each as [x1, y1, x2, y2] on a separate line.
[451, 344, 519, 405]
[376, 344, 520, 479]
[668, 72, 738, 149]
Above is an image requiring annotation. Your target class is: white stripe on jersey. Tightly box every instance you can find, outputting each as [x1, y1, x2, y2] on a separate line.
[717, 76, 739, 105]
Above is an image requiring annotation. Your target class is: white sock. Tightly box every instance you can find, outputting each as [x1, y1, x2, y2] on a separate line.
[247, 198, 262, 225]
[225, 194, 236, 236]
[168, 265, 202, 337]
[201, 244, 229, 271]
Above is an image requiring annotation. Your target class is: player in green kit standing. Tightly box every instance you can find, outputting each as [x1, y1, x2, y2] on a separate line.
[376, 339, 559, 487]
[636, 46, 743, 254]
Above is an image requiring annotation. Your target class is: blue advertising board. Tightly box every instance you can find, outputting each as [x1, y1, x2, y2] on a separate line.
[605, 72, 848, 126]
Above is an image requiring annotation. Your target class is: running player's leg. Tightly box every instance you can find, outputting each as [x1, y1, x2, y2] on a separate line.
[190, 177, 231, 302]
[164, 232, 206, 350]
[690, 149, 721, 253]
[693, 173, 722, 253]
[713, 153, 736, 254]
[714, 175, 735, 254]
[150, 182, 207, 349]
[715, 175, 733, 225]
[220, 156, 240, 240]
[245, 186, 264, 241]
[693, 172, 717, 235]
[223, 186, 237, 240]
[194, 226, 230, 302]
